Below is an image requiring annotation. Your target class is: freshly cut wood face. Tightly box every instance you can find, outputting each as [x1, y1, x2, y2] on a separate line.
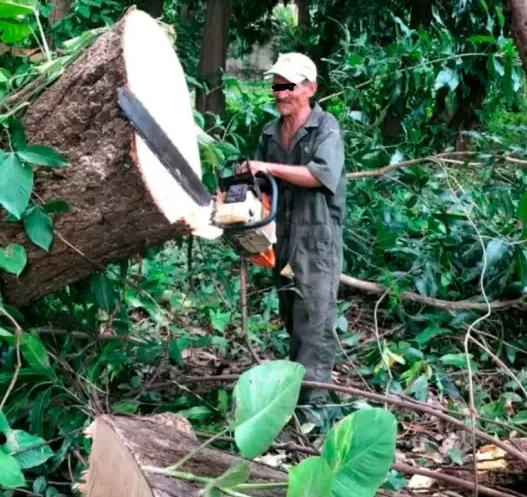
[123, 9, 222, 241]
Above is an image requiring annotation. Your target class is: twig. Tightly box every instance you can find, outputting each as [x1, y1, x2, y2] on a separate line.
[19, 326, 147, 343]
[392, 463, 517, 497]
[240, 257, 261, 364]
[470, 334, 527, 401]
[0, 307, 22, 411]
[339, 274, 524, 310]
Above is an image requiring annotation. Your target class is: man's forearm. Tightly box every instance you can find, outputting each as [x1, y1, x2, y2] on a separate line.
[266, 163, 321, 188]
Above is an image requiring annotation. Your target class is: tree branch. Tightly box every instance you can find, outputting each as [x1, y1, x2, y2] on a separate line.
[160, 375, 527, 465]
[345, 152, 527, 180]
[339, 274, 524, 311]
[193, 432, 520, 497]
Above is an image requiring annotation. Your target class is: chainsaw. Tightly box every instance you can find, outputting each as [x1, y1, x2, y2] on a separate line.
[116, 86, 277, 269]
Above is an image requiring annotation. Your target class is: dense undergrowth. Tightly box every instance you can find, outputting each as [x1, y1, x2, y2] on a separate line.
[2, 1, 527, 496]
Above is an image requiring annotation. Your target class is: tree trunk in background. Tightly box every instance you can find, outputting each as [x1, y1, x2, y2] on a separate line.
[0, 7, 200, 307]
[410, 0, 432, 29]
[296, 0, 309, 28]
[195, 0, 233, 128]
[142, 0, 165, 18]
[509, 0, 527, 76]
[180, 3, 189, 22]
[48, 0, 71, 25]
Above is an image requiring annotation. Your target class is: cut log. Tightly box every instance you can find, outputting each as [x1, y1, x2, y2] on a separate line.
[0, 6, 220, 307]
[78, 413, 288, 497]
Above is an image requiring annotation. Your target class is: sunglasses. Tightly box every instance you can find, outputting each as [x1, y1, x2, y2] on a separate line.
[272, 83, 296, 91]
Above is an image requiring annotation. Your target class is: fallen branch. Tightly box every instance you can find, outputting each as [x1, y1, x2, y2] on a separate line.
[193, 432, 521, 497]
[345, 151, 527, 180]
[339, 274, 525, 311]
[159, 375, 527, 465]
[392, 462, 517, 497]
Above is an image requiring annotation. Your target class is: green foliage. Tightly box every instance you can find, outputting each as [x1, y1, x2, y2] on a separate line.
[158, 360, 397, 497]
[0, 143, 70, 280]
[232, 360, 305, 459]
[321, 408, 397, 497]
[2, 2, 527, 496]
[286, 457, 333, 497]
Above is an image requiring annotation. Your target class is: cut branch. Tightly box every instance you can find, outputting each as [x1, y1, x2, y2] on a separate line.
[339, 274, 524, 311]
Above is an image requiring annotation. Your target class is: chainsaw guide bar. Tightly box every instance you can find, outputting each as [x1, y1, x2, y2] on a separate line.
[117, 86, 212, 207]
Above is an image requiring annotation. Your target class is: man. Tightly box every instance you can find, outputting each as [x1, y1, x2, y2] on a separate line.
[241, 52, 347, 425]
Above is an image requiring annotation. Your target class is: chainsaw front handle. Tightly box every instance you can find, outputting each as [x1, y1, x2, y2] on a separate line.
[223, 171, 278, 232]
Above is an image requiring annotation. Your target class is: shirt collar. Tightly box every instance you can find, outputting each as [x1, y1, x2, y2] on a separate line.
[263, 102, 323, 136]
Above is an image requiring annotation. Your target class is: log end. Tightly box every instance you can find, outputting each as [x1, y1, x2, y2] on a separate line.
[78, 413, 287, 497]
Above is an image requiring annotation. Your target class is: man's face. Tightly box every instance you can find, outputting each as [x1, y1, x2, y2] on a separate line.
[272, 75, 316, 116]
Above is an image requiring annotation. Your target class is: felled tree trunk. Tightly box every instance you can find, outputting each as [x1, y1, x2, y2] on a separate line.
[78, 413, 287, 497]
[0, 6, 208, 307]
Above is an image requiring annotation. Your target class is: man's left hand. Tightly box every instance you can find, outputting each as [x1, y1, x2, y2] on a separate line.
[239, 160, 271, 176]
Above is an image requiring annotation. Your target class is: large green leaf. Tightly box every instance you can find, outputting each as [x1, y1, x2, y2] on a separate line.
[23, 206, 53, 251]
[5, 429, 54, 469]
[233, 360, 305, 459]
[19, 333, 51, 372]
[0, 243, 27, 276]
[0, 450, 25, 488]
[0, 18, 34, 43]
[0, 0, 36, 17]
[17, 145, 69, 168]
[0, 153, 33, 219]
[321, 408, 397, 497]
[286, 456, 333, 497]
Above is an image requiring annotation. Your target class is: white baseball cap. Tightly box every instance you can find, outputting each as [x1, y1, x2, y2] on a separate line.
[264, 52, 317, 84]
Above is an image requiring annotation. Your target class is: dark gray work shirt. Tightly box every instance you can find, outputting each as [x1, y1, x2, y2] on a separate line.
[254, 102, 347, 276]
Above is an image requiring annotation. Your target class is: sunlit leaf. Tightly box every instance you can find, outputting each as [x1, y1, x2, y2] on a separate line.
[0, 152, 33, 219]
[0, 18, 35, 43]
[322, 408, 397, 497]
[5, 429, 54, 469]
[0, 451, 25, 488]
[286, 456, 333, 497]
[0, 0, 36, 17]
[0, 244, 27, 276]
[233, 360, 305, 459]
[23, 206, 53, 251]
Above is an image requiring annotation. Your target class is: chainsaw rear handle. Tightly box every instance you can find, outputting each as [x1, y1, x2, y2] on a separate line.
[223, 171, 278, 232]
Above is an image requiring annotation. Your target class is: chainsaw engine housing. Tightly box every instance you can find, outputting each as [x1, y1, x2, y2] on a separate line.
[212, 167, 277, 258]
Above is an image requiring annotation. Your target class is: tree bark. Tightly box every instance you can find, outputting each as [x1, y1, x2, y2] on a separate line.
[0, 6, 210, 307]
[195, 0, 233, 126]
[509, 0, 527, 76]
[78, 413, 287, 497]
[410, 0, 432, 29]
[296, 0, 309, 28]
[48, 0, 71, 25]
